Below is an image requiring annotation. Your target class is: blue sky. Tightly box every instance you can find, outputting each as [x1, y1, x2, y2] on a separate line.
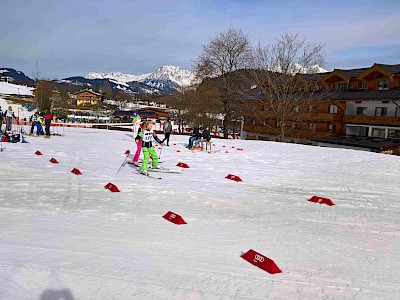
[1, 0, 399, 79]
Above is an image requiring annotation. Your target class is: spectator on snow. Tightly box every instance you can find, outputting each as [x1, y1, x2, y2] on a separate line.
[4, 106, 16, 132]
[30, 112, 38, 135]
[188, 126, 202, 149]
[202, 127, 212, 142]
[44, 110, 53, 138]
[36, 112, 45, 135]
[0, 106, 3, 132]
[162, 117, 172, 146]
[136, 121, 163, 176]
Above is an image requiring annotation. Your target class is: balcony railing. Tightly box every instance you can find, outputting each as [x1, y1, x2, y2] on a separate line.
[242, 111, 342, 122]
[344, 115, 400, 126]
[243, 124, 332, 138]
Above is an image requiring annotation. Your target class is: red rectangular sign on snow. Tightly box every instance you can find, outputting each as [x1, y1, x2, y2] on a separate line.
[162, 211, 187, 225]
[241, 249, 282, 274]
[308, 196, 335, 206]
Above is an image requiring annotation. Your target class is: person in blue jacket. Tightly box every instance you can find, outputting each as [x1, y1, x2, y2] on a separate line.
[188, 127, 202, 149]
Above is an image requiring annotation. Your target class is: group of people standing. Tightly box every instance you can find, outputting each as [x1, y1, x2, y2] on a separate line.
[29, 110, 53, 138]
[0, 105, 53, 139]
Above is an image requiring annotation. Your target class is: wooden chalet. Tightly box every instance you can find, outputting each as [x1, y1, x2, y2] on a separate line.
[242, 63, 400, 152]
[73, 89, 102, 106]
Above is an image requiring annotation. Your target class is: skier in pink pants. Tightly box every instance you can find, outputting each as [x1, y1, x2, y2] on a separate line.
[133, 126, 142, 163]
[132, 113, 142, 164]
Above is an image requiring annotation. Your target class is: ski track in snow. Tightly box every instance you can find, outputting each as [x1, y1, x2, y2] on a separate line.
[0, 127, 400, 299]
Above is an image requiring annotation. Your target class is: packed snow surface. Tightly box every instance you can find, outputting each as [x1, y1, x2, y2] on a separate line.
[0, 127, 399, 299]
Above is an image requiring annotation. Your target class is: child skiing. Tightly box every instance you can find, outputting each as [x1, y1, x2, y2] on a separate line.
[133, 123, 142, 164]
[136, 121, 163, 175]
[132, 113, 142, 164]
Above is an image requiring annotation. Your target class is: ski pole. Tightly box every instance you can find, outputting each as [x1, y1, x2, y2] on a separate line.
[158, 144, 163, 160]
[116, 153, 130, 175]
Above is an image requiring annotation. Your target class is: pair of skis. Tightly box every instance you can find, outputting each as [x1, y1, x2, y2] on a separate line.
[116, 154, 182, 179]
[133, 165, 183, 179]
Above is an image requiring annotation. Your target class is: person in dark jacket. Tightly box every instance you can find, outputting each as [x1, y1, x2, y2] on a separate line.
[0, 106, 3, 133]
[44, 110, 53, 138]
[162, 117, 172, 146]
[202, 127, 212, 142]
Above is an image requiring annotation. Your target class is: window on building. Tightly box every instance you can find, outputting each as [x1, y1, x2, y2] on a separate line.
[372, 128, 385, 138]
[308, 105, 318, 112]
[292, 122, 297, 129]
[388, 129, 400, 139]
[328, 124, 336, 132]
[364, 82, 368, 89]
[396, 108, 400, 117]
[329, 104, 338, 114]
[356, 107, 367, 115]
[378, 80, 389, 90]
[375, 107, 387, 116]
[358, 82, 363, 90]
[308, 123, 316, 131]
[325, 84, 330, 91]
[292, 105, 299, 112]
[252, 118, 256, 125]
[349, 83, 354, 90]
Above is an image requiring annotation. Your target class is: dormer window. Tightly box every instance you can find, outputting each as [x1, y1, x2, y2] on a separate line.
[378, 80, 389, 90]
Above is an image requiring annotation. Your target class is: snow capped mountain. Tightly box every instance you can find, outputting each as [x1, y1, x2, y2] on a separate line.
[85, 65, 197, 93]
[85, 71, 151, 83]
[143, 65, 196, 87]
[294, 64, 328, 74]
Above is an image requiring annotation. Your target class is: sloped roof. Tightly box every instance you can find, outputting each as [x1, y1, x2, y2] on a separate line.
[336, 68, 368, 78]
[73, 89, 102, 96]
[374, 63, 400, 75]
[322, 90, 400, 101]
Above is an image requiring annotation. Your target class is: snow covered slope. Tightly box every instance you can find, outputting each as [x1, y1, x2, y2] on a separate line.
[0, 81, 34, 96]
[0, 128, 399, 299]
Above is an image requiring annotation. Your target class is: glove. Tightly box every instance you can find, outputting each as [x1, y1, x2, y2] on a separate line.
[155, 137, 163, 144]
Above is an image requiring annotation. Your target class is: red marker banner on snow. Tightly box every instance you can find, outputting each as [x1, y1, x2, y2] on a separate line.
[163, 211, 187, 225]
[176, 162, 190, 168]
[35, 150, 43, 155]
[104, 182, 120, 192]
[308, 196, 335, 206]
[241, 249, 282, 274]
[124, 150, 130, 155]
[225, 174, 243, 182]
[71, 168, 82, 175]
[50, 158, 59, 164]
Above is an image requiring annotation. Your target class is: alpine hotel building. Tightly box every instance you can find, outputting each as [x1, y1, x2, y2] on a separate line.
[242, 63, 400, 153]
